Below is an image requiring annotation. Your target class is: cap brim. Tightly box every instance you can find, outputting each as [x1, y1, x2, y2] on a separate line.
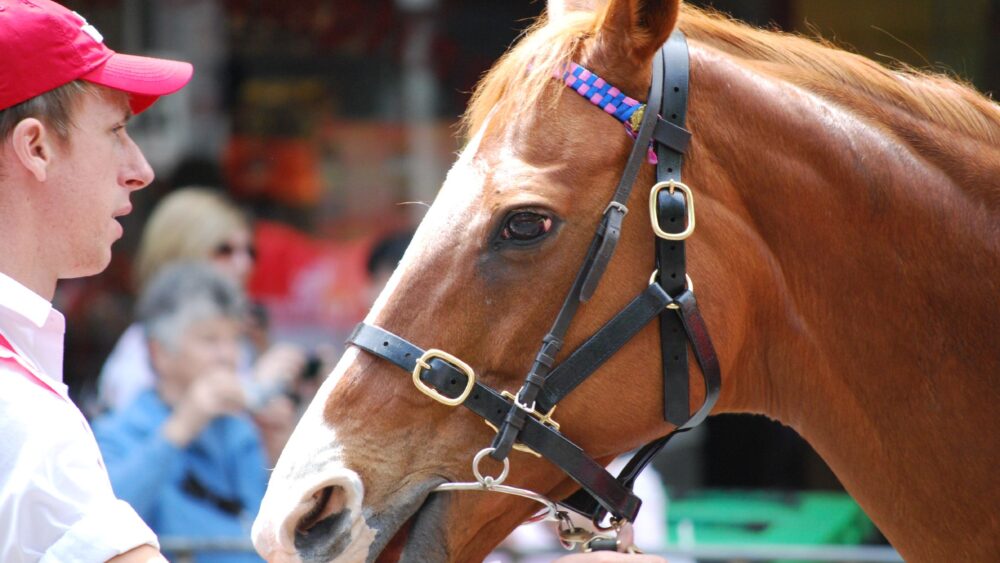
[81, 52, 193, 114]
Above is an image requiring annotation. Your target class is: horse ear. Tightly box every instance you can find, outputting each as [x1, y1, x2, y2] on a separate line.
[600, 0, 680, 60]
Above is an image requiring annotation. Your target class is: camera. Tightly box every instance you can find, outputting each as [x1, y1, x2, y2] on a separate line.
[300, 354, 324, 381]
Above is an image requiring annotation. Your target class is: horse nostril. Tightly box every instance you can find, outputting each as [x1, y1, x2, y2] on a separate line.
[297, 485, 348, 533]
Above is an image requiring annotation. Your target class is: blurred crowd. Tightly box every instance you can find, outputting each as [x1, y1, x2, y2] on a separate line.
[73, 184, 413, 561]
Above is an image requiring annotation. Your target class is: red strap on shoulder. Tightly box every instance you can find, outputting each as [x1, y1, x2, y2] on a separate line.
[0, 331, 63, 398]
[0, 331, 18, 352]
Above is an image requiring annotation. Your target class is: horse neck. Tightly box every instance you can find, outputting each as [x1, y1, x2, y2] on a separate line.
[686, 44, 1000, 560]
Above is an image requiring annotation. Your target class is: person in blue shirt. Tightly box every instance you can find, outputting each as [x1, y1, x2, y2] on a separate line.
[93, 262, 273, 562]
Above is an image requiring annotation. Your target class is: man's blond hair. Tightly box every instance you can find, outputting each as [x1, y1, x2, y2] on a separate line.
[0, 80, 107, 141]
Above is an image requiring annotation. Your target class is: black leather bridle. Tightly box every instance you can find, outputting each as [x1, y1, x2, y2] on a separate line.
[347, 32, 720, 529]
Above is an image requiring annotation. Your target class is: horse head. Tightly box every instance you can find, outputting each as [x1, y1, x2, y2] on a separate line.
[252, 0, 1000, 560]
[250, 1, 733, 560]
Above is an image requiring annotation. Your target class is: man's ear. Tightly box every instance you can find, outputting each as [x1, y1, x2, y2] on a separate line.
[9, 118, 55, 182]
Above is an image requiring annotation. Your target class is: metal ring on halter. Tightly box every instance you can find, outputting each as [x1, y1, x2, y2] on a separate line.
[431, 448, 565, 523]
[472, 447, 508, 485]
[649, 269, 694, 309]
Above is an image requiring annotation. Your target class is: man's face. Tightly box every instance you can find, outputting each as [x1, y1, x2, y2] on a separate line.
[156, 315, 242, 391]
[46, 88, 153, 278]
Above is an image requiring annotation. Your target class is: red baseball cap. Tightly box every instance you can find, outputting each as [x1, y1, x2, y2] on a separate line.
[0, 0, 193, 114]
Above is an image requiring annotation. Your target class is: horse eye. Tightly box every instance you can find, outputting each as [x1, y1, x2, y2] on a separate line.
[500, 211, 553, 242]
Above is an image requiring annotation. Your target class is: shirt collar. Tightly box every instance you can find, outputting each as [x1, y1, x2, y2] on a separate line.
[0, 271, 54, 328]
[0, 271, 66, 383]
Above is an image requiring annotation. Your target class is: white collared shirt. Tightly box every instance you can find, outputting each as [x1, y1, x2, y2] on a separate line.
[0, 272, 158, 562]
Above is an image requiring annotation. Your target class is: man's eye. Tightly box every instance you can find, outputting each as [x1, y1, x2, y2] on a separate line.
[500, 211, 553, 242]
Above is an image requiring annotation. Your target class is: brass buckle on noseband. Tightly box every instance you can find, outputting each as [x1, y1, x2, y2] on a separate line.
[649, 180, 696, 240]
[412, 349, 476, 407]
[501, 390, 561, 432]
[484, 390, 561, 458]
[484, 420, 541, 458]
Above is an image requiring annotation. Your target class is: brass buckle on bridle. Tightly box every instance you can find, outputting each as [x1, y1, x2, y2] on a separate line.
[501, 390, 560, 431]
[649, 180, 696, 240]
[484, 390, 560, 458]
[411, 349, 476, 407]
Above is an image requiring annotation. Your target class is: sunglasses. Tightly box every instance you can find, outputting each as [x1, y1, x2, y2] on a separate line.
[214, 242, 258, 261]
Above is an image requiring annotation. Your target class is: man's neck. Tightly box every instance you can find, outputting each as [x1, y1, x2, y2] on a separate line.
[0, 185, 58, 300]
[0, 264, 56, 302]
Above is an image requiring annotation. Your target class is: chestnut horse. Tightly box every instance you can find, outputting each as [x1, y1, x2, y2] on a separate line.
[253, 0, 1000, 561]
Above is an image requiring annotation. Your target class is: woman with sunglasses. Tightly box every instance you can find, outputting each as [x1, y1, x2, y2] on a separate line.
[96, 187, 307, 464]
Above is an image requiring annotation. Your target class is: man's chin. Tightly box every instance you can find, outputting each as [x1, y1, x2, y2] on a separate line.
[61, 250, 113, 280]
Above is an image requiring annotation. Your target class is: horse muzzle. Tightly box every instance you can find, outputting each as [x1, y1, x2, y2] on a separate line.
[252, 466, 373, 563]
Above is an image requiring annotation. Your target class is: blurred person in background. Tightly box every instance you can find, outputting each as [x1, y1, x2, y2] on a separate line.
[97, 187, 308, 462]
[0, 1, 191, 559]
[93, 262, 274, 563]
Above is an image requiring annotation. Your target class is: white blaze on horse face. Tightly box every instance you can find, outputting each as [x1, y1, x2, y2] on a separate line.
[253, 122, 495, 562]
[251, 348, 376, 562]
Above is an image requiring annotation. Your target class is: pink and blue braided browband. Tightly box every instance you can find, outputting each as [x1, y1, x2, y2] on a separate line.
[557, 62, 656, 163]
[559, 62, 643, 124]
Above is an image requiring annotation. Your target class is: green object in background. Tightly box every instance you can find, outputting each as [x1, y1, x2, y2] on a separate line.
[666, 489, 876, 559]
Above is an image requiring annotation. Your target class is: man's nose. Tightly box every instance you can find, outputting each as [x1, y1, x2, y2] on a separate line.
[121, 137, 154, 191]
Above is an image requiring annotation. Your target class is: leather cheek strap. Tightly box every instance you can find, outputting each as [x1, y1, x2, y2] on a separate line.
[535, 283, 671, 414]
[346, 323, 643, 522]
[672, 289, 722, 430]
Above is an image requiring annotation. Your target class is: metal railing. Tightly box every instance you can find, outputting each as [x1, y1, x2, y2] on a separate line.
[159, 537, 903, 562]
[159, 537, 255, 563]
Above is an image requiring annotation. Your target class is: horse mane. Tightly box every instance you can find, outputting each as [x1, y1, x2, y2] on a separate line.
[678, 8, 1000, 146]
[462, 10, 597, 139]
[463, 5, 1000, 148]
